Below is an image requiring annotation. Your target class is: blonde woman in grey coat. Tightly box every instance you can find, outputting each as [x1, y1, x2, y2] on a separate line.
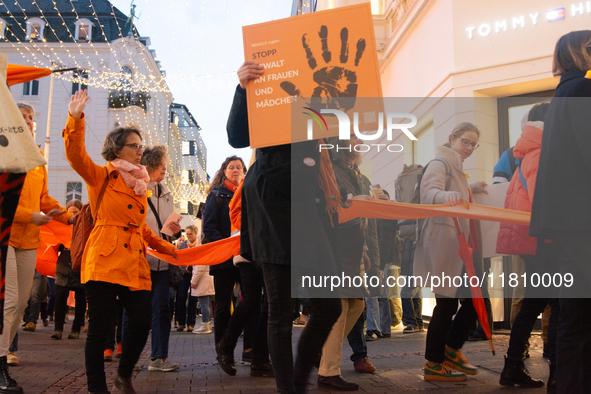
[413, 122, 487, 383]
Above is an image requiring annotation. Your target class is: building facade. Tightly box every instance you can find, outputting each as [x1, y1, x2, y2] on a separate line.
[1, 0, 207, 222]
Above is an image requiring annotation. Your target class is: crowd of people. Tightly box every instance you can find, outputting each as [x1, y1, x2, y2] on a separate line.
[0, 29, 589, 394]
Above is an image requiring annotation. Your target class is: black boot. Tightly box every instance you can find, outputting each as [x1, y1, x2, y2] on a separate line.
[0, 356, 23, 394]
[547, 362, 556, 393]
[499, 356, 544, 388]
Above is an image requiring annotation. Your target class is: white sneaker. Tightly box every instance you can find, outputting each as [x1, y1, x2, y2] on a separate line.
[148, 358, 179, 372]
[192, 322, 212, 334]
[7, 352, 19, 366]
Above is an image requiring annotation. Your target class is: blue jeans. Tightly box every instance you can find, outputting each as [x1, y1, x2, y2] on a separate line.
[401, 283, 423, 327]
[197, 296, 211, 323]
[150, 270, 172, 360]
[347, 311, 367, 363]
[366, 296, 392, 335]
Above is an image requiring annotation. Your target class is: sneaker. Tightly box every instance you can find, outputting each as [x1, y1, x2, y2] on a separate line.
[7, 352, 19, 366]
[365, 331, 378, 341]
[68, 331, 80, 339]
[403, 325, 418, 334]
[23, 322, 36, 332]
[51, 330, 62, 340]
[176, 325, 185, 332]
[354, 357, 376, 373]
[187, 326, 194, 332]
[192, 322, 212, 334]
[444, 348, 477, 375]
[293, 317, 306, 326]
[104, 349, 113, 362]
[424, 361, 467, 382]
[148, 358, 180, 372]
[115, 343, 122, 358]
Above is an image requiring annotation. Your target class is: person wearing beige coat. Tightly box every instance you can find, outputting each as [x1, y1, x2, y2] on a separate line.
[189, 228, 215, 334]
[413, 123, 487, 384]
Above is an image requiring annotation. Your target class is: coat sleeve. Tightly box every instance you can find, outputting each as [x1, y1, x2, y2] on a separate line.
[62, 114, 105, 187]
[226, 85, 250, 148]
[141, 223, 175, 255]
[39, 165, 72, 224]
[202, 192, 224, 242]
[421, 160, 453, 205]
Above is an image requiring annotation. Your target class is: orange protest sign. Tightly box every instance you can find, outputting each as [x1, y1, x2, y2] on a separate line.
[147, 235, 241, 266]
[339, 199, 531, 226]
[242, 3, 383, 148]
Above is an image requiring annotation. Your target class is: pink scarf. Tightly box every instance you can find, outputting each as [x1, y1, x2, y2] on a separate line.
[110, 159, 150, 197]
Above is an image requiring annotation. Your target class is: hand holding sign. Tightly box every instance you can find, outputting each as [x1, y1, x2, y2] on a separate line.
[280, 26, 366, 112]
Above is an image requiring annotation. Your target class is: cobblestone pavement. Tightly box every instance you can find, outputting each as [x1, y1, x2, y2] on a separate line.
[10, 319, 550, 393]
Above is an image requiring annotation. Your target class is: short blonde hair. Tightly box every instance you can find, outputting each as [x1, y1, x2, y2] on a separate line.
[553, 30, 591, 76]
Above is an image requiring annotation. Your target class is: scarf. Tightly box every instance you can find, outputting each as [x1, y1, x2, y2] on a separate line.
[224, 179, 239, 193]
[110, 158, 150, 197]
[317, 139, 341, 226]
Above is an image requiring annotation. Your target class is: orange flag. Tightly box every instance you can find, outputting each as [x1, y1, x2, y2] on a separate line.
[6, 64, 52, 86]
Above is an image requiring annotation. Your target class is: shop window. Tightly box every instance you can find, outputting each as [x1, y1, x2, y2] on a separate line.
[26, 18, 45, 41]
[23, 80, 39, 96]
[71, 70, 88, 94]
[65, 182, 82, 203]
[412, 123, 434, 166]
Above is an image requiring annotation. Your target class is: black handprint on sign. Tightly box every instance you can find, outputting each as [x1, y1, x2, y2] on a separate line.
[280, 26, 366, 112]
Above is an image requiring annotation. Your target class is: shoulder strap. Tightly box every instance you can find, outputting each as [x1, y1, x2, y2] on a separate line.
[147, 198, 163, 230]
[93, 169, 110, 222]
[518, 162, 528, 192]
[429, 158, 452, 191]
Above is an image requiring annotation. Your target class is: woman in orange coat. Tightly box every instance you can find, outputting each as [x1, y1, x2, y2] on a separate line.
[63, 90, 176, 394]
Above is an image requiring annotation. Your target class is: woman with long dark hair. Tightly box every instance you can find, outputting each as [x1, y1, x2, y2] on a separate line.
[202, 156, 248, 367]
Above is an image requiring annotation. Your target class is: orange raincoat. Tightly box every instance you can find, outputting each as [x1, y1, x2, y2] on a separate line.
[62, 115, 174, 291]
[9, 151, 73, 250]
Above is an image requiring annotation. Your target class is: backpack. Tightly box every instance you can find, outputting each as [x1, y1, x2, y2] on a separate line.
[70, 171, 110, 272]
[395, 159, 452, 240]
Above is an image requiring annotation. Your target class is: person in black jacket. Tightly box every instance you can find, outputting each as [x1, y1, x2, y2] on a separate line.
[530, 30, 591, 394]
[202, 156, 248, 351]
[226, 61, 342, 394]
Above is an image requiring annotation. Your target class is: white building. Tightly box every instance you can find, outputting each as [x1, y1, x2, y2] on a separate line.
[1, 0, 207, 222]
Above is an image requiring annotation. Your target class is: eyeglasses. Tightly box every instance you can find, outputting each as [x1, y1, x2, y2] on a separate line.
[123, 143, 145, 152]
[457, 137, 479, 149]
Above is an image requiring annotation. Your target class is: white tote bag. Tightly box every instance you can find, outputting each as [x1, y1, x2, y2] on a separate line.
[0, 53, 46, 173]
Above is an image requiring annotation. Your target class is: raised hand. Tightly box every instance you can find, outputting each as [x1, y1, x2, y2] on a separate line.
[69, 89, 90, 120]
[280, 26, 366, 112]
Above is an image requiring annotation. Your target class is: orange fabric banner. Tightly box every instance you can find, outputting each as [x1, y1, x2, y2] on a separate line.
[338, 199, 530, 226]
[36, 244, 59, 276]
[147, 235, 241, 266]
[41, 220, 73, 249]
[7, 64, 51, 86]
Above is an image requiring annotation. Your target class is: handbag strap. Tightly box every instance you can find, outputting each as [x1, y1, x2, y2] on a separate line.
[93, 169, 110, 223]
[147, 195, 169, 242]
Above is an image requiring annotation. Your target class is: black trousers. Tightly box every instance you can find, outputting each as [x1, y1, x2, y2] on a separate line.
[212, 268, 241, 344]
[85, 281, 151, 392]
[54, 285, 86, 332]
[220, 263, 268, 364]
[554, 233, 591, 394]
[261, 263, 341, 394]
[425, 296, 478, 363]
